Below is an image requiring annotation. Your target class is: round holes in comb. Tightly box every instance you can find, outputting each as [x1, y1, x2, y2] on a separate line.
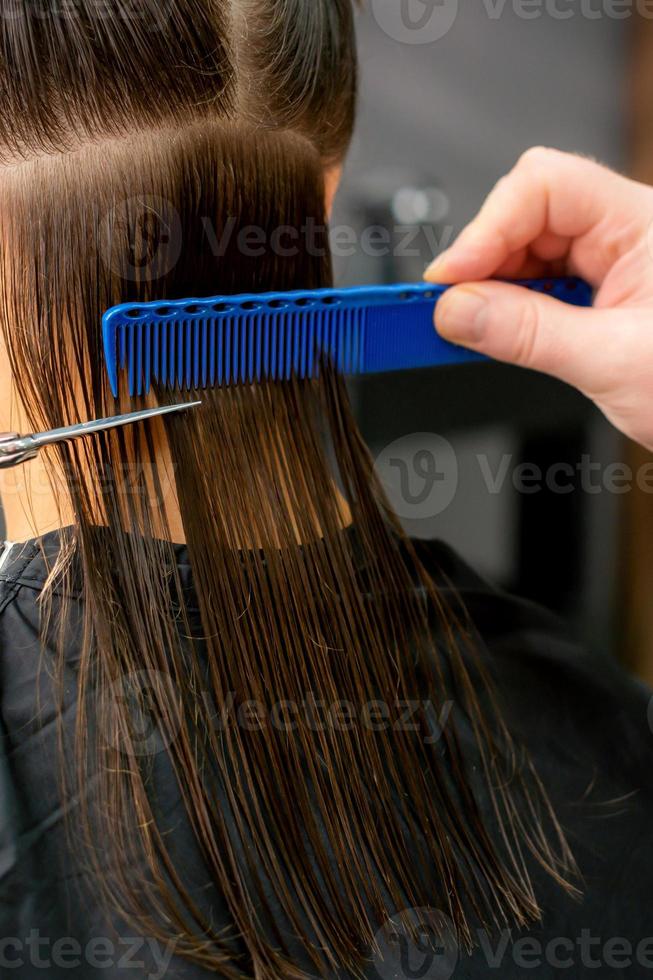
[321, 296, 340, 306]
[125, 308, 145, 319]
[241, 301, 261, 311]
[212, 302, 234, 314]
[184, 304, 205, 315]
[155, 306, 174, 317]
[268, 299, 288, 310]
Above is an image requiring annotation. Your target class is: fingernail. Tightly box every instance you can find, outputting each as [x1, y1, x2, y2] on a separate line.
[437, 289, 488, 343]
[425, 251, 450, 279]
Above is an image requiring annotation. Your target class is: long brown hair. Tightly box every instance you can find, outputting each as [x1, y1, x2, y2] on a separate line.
[0, 2, 576, 977]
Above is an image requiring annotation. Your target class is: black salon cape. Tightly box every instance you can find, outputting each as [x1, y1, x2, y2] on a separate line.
[1, 529, 652, 980]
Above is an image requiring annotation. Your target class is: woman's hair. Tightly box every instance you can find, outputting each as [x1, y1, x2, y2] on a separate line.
[0, 2, 576, 977]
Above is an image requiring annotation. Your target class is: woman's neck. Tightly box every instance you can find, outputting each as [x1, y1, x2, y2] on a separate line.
[0, 459, 352, 546]
[0, 357, 352, 546]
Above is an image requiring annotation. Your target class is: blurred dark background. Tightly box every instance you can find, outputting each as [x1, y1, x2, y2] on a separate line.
[333, 3, 639, 667]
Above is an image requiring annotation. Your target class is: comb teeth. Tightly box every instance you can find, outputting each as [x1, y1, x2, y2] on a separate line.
[105, 299, 368, 397]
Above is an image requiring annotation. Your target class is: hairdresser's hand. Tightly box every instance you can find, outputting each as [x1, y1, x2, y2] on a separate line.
[425, 147, 653, 452]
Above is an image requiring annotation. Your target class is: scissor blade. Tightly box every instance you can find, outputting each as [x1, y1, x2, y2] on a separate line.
[29, 402, 202, 449]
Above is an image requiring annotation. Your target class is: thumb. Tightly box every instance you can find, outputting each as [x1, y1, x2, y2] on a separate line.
[435, 281, 614, 393]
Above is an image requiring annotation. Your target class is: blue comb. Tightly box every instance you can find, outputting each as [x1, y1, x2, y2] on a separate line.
[102, 278, 593, 398]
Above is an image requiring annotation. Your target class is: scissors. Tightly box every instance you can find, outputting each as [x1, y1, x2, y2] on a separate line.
[0, 402, 202, 469]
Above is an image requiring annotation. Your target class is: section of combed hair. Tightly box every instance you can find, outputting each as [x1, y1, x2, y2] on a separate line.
[0, 2, 578, 978]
